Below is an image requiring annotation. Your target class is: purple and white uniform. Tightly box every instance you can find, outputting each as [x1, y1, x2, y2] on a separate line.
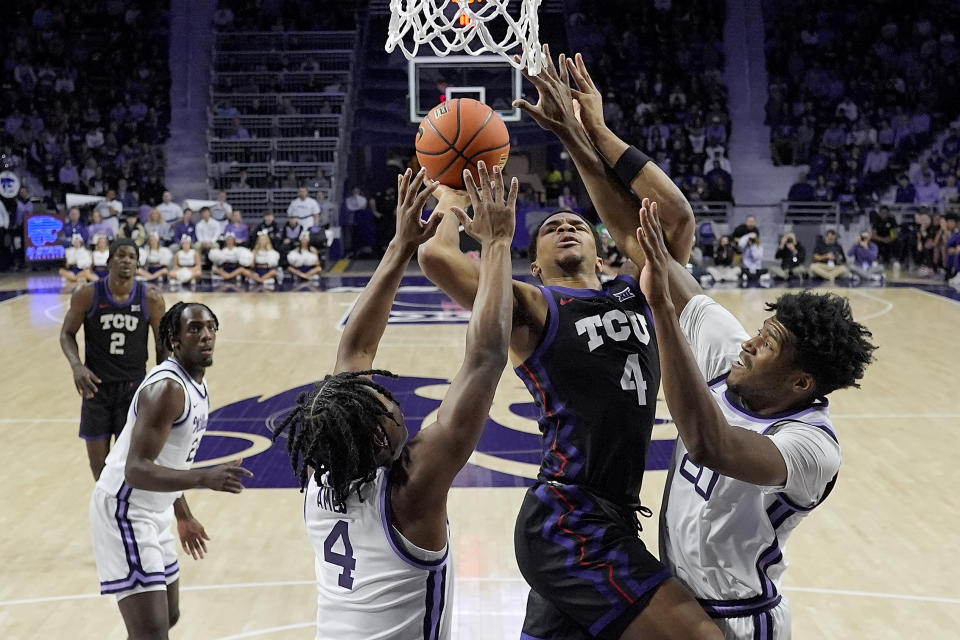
[89, 358, 210, 599]
[305, 466, 451, 640]
[660, 295, 841, 639]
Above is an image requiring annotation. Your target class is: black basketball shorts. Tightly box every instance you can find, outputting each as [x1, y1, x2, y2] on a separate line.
[515, 481, 671, 640]
[79, 380, 140, 440]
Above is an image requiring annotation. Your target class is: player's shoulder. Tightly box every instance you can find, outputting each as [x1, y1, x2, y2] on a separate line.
[69, 280, 98, 306]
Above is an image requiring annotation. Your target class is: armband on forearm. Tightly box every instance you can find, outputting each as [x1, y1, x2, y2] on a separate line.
[612, 146, 652, 186]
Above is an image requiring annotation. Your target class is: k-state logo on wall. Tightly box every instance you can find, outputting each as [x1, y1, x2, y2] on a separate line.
[194, 374, 677, 489]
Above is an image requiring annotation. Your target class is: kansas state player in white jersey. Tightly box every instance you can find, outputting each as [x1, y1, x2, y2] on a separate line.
[632, 204, 876, 639]
[275, 164, 515, 639]
[90, 302, 253, 639]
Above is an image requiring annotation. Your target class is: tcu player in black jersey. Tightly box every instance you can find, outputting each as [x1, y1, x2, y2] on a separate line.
[60, 237, 167, 480]
[420, 49, 720, 640]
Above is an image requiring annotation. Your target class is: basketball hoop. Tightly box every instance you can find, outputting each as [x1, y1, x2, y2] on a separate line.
[386, 0, 545, 74]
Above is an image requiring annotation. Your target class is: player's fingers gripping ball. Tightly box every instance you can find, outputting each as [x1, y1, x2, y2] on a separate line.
[416, 98, 510, 189]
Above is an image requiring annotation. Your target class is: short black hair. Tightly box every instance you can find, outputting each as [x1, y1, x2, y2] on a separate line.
[108, 237, 139, 262]
[765, 292, 876, 398]
[158, 302, 220, 353]
[274, 370, 401, 511]
[526, 209, 602, 262]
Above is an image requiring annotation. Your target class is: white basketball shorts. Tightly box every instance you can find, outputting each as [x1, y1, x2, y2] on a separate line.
[715, 599, 792, 640]
[89, 484, 179, 600]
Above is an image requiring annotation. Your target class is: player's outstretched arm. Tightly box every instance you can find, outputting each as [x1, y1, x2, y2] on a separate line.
[635, 204, 788, 486]
[394, 163, 516, 536]
[565, 53, 696, 265]
[333, 168, 441, 374]
[125, 379, 254, 492]
[59, 284, 101, 399]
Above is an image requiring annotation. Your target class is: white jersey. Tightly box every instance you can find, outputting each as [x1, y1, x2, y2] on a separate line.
[176, 249, 197, 267]
[97, 358, 210, 512]
[305, 467, 452, 640]
[93, 249, 109, 268]
[66, 246, 93, 269]
[660, 295, 841, 635]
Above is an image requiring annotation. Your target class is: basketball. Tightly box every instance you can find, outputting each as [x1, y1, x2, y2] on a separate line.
[415, 98, 510, 189]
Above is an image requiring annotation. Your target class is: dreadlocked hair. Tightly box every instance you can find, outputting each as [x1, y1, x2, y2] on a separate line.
[765, 291, 877, 397]
[158, 302, 220, 353]
[274, 370, 400, 511]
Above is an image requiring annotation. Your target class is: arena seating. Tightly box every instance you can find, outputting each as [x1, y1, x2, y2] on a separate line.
[764, 0, 960, 213]
[566, 0, 733, 203]
[207, 1, 361, 216]
[0, 1, 171, 209]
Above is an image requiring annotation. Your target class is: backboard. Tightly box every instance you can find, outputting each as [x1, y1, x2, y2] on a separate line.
[409, 54, 521, 123]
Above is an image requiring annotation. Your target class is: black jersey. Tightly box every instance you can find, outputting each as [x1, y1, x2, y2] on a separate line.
[83, 279, 151, 383]
[515, 275, 660, 506]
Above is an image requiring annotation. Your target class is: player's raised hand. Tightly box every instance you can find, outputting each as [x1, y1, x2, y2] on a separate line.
[200, 458, 253, 494]
[72, 363, 101, 398]
[451, 161, 518, 245]
[512, 44, 579, 134]
[635, 198, 672, 306]
[177, 515, 210, 560]
[566, 52, 606, 135]
[393, 167, 443, 249]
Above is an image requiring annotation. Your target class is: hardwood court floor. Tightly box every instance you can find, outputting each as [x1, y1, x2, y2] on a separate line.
[0, 278, 958, 639]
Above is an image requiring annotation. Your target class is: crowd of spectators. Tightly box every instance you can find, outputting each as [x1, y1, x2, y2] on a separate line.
[213, 0, 361, 32]
[0, 1, 171, 213]
[765, 1, 960, 211]
[568, 0, 734, 202]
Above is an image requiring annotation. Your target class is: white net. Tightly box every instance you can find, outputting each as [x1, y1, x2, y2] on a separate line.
[386, 0, 544, 74]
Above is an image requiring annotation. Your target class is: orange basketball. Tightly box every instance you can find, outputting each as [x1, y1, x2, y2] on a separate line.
[415, 98, 510, 189]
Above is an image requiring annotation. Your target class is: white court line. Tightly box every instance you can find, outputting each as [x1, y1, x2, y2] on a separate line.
[911, 286, 960, 306]
[851, 289, 894, 321]
[42, 300, 68, 322]
[209, 622, 314, 639]
[2, 579, 958, 608]
[5, 412, 960, 425]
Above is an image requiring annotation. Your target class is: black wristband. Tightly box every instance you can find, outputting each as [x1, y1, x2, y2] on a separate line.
[612, 146, 651, 186]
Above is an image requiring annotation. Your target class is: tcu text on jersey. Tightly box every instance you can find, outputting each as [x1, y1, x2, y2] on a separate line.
[574, 308, 651, 352]
[98, 312, 140, 333]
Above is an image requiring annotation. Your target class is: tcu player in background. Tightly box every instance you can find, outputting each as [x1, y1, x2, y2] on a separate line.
[60, 237, 167, 480]
[274, 165, 514, 639]
[90, 302, 253, 638]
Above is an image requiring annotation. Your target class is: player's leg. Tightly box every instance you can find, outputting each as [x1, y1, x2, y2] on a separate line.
[617, 579, 722, 640]
[80, 384, 115, 480]
[166, 580, 181, 629]
[85, 438, 110, 480]
[514, 484, 719, 640]
[118, 591, 170, 639]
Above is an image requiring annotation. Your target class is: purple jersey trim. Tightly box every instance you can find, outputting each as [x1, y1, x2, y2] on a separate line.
[379, 470, 449, 571]
[102, 279, 140, 308]
[519, 635, 549, 640]
[167, 357, 207, 398]
[421, 564, 448, 640]
[721, 390, 828, 423]
[707, 371, 730, 389]
[545, 283, 606, 297]
[99, 483, 171, 595]
[698, 593, 782, 619]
